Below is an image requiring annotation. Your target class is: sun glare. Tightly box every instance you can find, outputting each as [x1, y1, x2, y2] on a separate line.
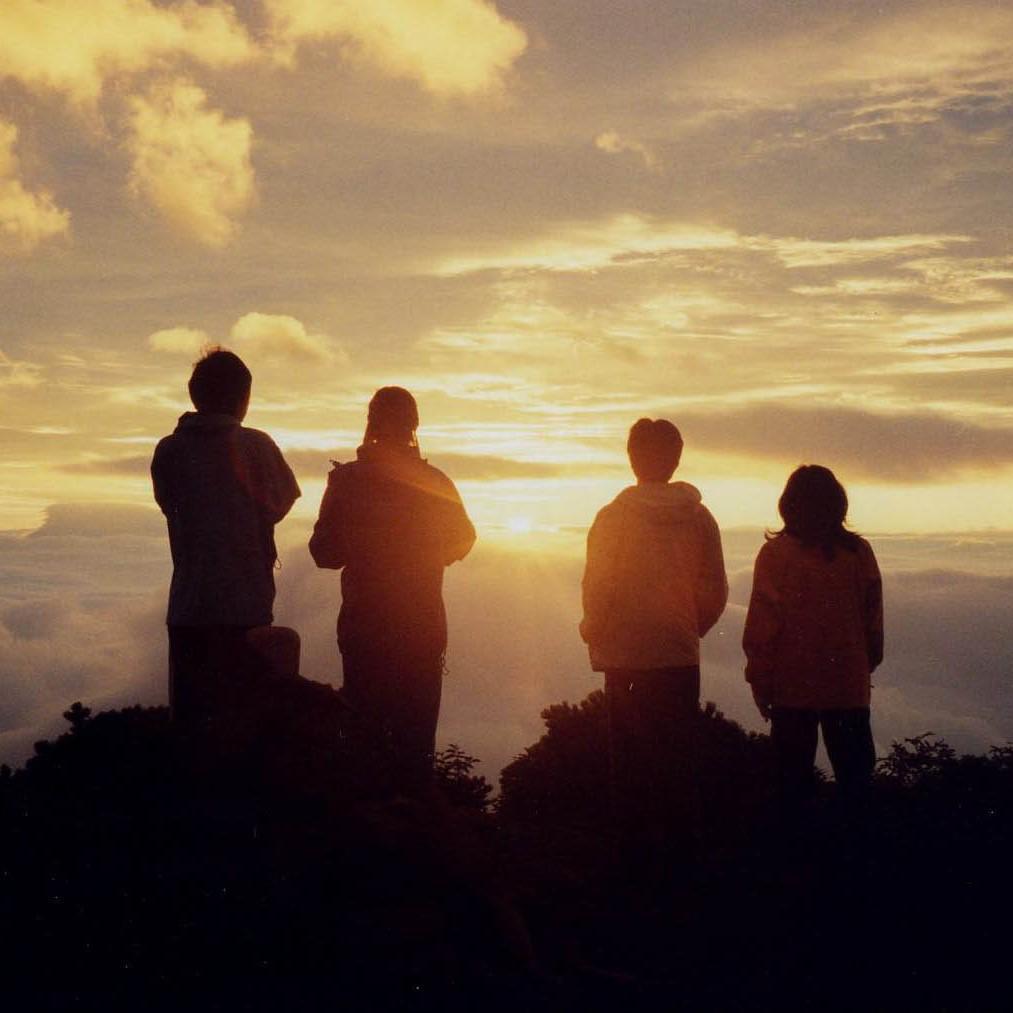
[506, 515, 534, 534]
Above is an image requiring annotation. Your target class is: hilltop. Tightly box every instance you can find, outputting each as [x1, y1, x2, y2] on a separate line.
[1, 693, 1010, 1010]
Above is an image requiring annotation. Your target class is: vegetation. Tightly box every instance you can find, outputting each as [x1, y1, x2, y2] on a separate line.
[1, 693, 1010, 1010]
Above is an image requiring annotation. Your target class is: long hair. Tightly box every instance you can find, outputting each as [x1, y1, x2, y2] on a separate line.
[769, 464, 862, 559]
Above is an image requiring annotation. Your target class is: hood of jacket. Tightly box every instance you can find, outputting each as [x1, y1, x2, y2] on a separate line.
[610, 481, 703, 528]
[174, 411, 240, 434]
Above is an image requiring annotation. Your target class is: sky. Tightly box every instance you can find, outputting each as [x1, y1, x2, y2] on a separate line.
[1, 1, 1011, 772]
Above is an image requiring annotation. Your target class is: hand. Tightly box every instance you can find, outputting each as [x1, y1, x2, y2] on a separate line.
[751, 686, 773, 722]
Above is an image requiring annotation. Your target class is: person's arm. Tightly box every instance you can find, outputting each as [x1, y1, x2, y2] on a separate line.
[435, 473, 476, 565]
[862, 541, 885, 673]
[742, 543, 782, 720]
[309, 464, 347, 569]
[256, 437, 301, 525]
[579, 510, 613, 647]
[150, 439, 173, 516]
[695, 507, 728, 637]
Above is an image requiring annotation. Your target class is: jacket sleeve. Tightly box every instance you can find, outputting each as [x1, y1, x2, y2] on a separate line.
[436, 473, 476, 565]
[580, 510, 614, 647]
[150, 439, 173, 516]
[253, 437, 301, 524]
[695, 507, 728, 637]
[742, 543, 782, 692]
[309, 465, 347, 569]
[861, 541, 885, 672]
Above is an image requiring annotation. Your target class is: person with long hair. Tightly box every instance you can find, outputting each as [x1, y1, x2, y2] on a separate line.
[309, 387, 475, 794]
[743, 465, 884, 809]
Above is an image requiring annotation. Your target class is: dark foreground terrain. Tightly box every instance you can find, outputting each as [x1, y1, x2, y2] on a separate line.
[1, 691, 1010, 1011]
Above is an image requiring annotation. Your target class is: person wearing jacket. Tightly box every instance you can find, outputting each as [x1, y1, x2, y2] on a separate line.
[581, 418, 728, 849]
[151, 348, 301, 725]
[309, 387, 475, 794]
[743, 465, 884, 809]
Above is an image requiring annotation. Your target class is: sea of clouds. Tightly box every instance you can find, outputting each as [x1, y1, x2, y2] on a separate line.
[2, 504, 1011, 779]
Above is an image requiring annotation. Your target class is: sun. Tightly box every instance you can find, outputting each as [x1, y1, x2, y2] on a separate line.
[506, 515, 534, 534]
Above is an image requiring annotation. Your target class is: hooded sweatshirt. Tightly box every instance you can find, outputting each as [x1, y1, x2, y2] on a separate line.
[580, 482, 728, 672]
[151, 412, 300, 627]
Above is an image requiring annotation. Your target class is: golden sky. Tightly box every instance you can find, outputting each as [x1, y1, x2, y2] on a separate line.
[2, 0, 1012, 538]
[2, 1, 1013, 769]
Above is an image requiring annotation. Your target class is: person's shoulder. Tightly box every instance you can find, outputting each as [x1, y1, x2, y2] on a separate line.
[756, 533, 792, 564]
[151, 432, 179, 463]
[238, 425, 281, 450]
[852, 534, 880, 567]
[418, 459, 459, 495]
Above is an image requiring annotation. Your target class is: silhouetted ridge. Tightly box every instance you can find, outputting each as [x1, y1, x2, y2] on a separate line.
[2, 696, 1011, 1010]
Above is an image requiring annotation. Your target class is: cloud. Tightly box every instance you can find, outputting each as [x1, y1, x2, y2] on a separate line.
[280, 447, 566, 481]
[0, 508, 1011, 776]
[0, 349, 44, 387]
[230, 312, 335, 363]
[264, 0, 527, 96]
[147, 326, 211, 356]
[126, 77, 255, 247]
[675, 403, 1013, 482]
[677, 4, 1013, 115]
[0, 0, 254, 105]
[29, 502, 165, 539]
[0, 120, 69, 255]
[594, 130, 659, 171]
[430, 213, 968, 276]
[60, 454, 152, 478]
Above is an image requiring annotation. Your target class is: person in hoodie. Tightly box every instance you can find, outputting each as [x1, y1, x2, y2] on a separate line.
[151, 348, 301, 725]
[581, 418, 728, 848]
[743, 465, 883, 811]
[309, 387, 475, 794]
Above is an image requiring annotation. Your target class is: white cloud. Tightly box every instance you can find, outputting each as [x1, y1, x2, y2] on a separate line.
[0, 120, 69, 255]
[230, 312, 338, 363]
[126, 77, 255, 247]
[0, 0, 254, 105]
[147, 326, 211, 356]
[264, 0, 527, 95]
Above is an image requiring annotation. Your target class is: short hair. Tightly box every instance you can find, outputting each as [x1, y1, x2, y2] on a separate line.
[627, 418, 683, 482]
[188, 348, 251, 416]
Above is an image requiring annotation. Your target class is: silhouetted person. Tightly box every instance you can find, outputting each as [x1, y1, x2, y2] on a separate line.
[151, 348, 300, 726]
[580, 419, 728, 856]
[743, 465, 884, 811]
[309, 387, 475, 794]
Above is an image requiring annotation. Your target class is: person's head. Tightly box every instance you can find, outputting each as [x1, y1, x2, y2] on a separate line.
[363, 386, 419, 447]
[776, 464, 857, 556]
[188, 348, 251, 420]
[627, 418, 684, 483]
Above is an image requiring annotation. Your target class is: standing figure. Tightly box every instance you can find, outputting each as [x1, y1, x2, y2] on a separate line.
[743, 465, 884, 810]
[309, 387, 475, 794]
[580, 419, 728, 851]
[152, 348, 301, 726]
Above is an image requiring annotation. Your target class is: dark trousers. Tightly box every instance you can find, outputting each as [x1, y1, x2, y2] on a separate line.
[168, 625, 261, 725]
[341, 650, 443, 795]
[771, 707, 875, 807]
[604, 666, 702, 854]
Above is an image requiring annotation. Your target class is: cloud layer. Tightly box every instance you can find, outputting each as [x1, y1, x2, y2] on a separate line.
[1, 507, 1010, 780]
